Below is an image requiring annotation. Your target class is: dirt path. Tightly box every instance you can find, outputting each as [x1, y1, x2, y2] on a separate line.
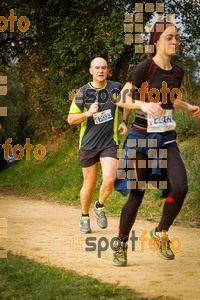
[1, 194, 200, 300]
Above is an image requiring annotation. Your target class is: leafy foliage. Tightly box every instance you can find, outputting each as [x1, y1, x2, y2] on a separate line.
[0, 0, 199, 142]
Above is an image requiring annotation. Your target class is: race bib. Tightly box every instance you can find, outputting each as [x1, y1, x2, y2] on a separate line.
[147, 110, 176, 133]
[93, 109, 113, 125]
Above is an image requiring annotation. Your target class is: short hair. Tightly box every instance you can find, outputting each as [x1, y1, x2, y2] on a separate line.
[90, 57, 107, 68]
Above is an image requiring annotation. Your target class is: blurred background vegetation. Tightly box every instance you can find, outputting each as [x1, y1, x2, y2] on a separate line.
[0, 0, 199, 225]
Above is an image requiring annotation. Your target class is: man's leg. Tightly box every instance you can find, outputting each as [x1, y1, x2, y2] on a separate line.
[80, 163, 98, 215]
[79, 163, 98, 233]
[92, 157, 117, 229]
[98, 157, 117, 204]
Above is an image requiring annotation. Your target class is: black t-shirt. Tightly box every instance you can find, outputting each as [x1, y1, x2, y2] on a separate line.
[127, 58, 184, 132]
[69, 80, 122, 149]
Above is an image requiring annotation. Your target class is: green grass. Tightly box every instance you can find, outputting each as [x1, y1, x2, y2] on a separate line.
[0, 139, 82, 204]
[0, 107, 200, 226]
[177, 136, 200, 224]
[0, 113, 199, 299]
[0, 253, 147, 300]
[173, 110, 200, 141]
[0, 132, 200, 226]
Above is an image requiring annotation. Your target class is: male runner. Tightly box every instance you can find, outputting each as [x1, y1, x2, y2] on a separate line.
[67, 57, 127, 233]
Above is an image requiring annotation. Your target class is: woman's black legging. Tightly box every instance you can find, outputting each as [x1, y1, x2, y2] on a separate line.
[118, 146, 188, 241]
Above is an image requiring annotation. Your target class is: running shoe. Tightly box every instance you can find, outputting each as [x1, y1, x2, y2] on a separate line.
[92, 201, 108, 229]
[79, 216, 91, 234]
[112, 238, 128, 266]
[148, 227, 175, 260]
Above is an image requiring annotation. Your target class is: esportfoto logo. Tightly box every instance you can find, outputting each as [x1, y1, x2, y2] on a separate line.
[0, 9, 30, 33]
[68, 230, 182, 258]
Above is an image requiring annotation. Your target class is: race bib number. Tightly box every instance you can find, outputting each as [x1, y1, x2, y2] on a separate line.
[147, 110, 176, 133]
[93, 109, 113, 125]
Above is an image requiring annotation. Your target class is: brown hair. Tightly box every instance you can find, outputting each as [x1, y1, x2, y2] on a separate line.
[148, 21, 176, 57]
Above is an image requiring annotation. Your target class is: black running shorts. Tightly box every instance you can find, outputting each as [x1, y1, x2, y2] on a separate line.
[79, 144, 118, 168]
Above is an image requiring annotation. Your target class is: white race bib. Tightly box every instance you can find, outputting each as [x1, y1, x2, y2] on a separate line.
[147, 110, 176, 133]
[93, 109, 113, 125]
